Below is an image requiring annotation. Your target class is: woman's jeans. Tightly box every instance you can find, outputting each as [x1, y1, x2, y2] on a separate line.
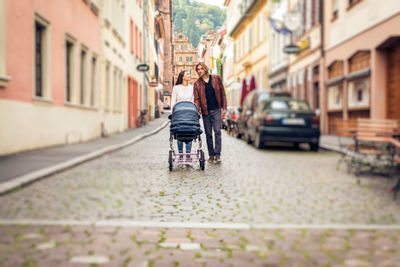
[178, 140, 192, 154]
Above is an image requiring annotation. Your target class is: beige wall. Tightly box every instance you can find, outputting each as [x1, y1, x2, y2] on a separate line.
[0, 99, 102, 154]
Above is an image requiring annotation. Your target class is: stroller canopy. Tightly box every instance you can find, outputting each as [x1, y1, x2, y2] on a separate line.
[170, 101, 202, 135]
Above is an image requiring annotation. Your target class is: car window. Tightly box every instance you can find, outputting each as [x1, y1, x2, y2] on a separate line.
[264, 99, 311, 112]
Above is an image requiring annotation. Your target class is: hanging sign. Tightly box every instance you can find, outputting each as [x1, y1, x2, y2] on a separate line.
[283, 45, 300, 54]
[136, 64, 150, 72]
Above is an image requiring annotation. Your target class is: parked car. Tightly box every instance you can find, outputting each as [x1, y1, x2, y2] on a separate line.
[236, 90, 291, 139]
[163, 103, 171, 110]
[244, 96, 320, 150]
[226, 107, 240, 136]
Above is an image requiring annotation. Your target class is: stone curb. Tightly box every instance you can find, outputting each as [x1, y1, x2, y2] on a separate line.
[0, 121, 170, 195]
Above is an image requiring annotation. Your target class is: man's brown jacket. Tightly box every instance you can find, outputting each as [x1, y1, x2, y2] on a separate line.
[193, 74, 227, 115]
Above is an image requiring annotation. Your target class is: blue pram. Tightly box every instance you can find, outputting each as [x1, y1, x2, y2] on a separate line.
[168, 101, 205, 170]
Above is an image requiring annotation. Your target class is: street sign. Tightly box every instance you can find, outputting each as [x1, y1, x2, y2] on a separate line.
[283, 45, 300, 54]
[136, 64, 149, 72]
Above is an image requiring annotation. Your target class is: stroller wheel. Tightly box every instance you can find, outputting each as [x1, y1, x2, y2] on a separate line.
[168, 150, 173, 171]
[199, 150, 205, 170]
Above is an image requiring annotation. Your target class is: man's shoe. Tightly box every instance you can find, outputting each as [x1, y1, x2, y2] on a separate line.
[215, 156, 222, 163]
[207, 156, 214, 163]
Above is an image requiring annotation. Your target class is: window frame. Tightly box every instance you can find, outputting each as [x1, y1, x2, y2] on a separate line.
[0, 0, 10, 87]
[33, 12, 52, 102]
[65, 33, 77, 104]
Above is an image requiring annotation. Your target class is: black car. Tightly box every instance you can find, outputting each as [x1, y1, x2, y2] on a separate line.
[236, 90, 291, 139]
[244, 97, 320, 150]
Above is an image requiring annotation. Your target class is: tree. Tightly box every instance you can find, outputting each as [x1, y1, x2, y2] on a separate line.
[172, 0, 226, 47]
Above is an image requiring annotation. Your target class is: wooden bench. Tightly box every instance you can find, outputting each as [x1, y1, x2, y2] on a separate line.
[352, 119, 398, 182]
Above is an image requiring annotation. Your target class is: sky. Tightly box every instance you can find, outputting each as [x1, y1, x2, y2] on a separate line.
[195, 0, 226, 8]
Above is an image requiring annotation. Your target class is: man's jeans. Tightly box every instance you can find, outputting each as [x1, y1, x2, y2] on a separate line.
[202, 109, 222, 157]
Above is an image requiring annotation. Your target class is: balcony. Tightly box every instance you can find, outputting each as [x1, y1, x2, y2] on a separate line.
[228, 0, 263, 38]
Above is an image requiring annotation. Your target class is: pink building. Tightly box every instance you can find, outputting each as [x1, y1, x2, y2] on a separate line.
[0, 0, 100, 155]
[321, 0, 400, 133]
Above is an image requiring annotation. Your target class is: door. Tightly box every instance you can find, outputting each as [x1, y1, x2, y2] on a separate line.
[128, 77, 138, 128]
[387, 41, 400, 120]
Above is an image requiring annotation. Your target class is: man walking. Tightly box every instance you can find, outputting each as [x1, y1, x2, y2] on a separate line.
[194, 62, 227, 163]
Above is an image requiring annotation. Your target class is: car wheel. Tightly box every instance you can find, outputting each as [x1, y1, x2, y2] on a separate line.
[293, 142, 300, 149]
[254, 132, 264, 149]
[310, 142, 319, 152]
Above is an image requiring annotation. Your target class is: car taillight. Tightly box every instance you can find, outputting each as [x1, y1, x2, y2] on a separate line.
[312, 115, 319, 127]
[264, 114, 274, 124]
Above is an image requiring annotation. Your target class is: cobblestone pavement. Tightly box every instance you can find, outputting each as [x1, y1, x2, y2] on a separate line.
[2, 225, 400, 266]
[1, 127, 400, 266]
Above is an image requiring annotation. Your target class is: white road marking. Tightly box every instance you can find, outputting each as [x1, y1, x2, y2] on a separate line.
[1, 219, 400, 230]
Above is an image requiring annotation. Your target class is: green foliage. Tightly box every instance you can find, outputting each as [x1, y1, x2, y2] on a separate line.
[172, 0, 226, 47]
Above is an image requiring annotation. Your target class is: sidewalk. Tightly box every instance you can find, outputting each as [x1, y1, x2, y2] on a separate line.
[0, 113, 170, 195]
[320, 134, 353, 153]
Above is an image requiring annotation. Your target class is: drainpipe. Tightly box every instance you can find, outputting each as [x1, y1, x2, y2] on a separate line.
[319, 0, 328, 133]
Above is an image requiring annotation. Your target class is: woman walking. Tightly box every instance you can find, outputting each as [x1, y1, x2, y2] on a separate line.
[171, 70, 194, 161]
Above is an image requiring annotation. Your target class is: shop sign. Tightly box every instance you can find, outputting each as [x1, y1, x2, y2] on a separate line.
[283, 45, 300, 54]
[136, 64, 150, 72]
[299, 37, 310, 52]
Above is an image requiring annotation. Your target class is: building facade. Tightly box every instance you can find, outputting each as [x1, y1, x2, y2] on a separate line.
[286, 0, 322, 114]
[321, 0, 400, 133]
[173, 29, 199, 85]
[0, 0, 101, 155]
[0, 0, 168, 156]
[227, 0, 270, 103]
[268, 0, 290, 92]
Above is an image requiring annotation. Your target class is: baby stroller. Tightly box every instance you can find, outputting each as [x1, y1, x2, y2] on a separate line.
[169, 101, 205, 171]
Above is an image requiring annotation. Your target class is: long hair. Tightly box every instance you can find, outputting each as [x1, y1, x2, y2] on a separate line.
[175, 70, 188, 86]
[195, 62, 209, 76]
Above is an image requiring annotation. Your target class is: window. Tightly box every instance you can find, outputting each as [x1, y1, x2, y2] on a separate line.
[186, 57, 189, 62]
[0, 0, 9, 87]
[190, 57, 192, 62]
[34, 15, 50, 99]
[328, 84, 343, 110]
[332, 0, 339, 20]
[135, 25, 138, 58]
[130, 19, 134, 54]
[105, 63, 111, 110]
[65, 39, 74, 102]
[90, 55, 97, 106]
[139, 32, 142, 61]
[185, 45, 188, 50]
[179, 57, 182, 62]
[35, 23, 43, 97]
[113, 68, 117, 110]
[348, 0, 362, 7]
[80, 48, 87, 105]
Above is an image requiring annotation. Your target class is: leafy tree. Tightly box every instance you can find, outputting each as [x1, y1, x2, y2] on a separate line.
[172, 0, 226, 47]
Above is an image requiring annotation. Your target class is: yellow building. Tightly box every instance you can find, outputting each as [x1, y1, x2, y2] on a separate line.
[226, 0, 269, 104]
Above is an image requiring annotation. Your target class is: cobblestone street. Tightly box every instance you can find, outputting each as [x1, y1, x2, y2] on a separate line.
[1, 127, 400, 266]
